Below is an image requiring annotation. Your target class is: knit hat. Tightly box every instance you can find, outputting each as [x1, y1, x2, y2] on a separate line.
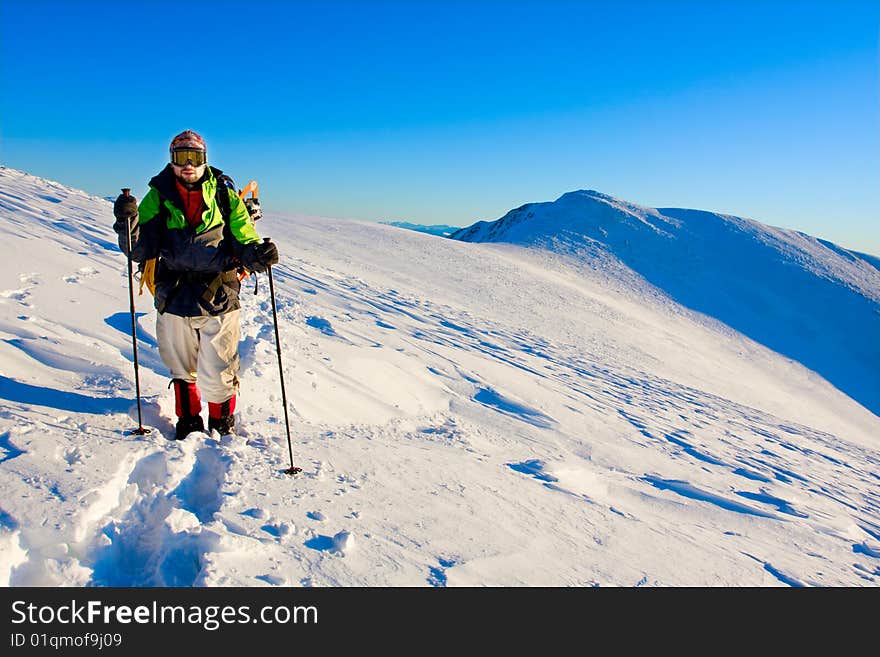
[169, 129, 207, 153]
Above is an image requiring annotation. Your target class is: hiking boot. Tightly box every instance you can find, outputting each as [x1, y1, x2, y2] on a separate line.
[208, 414, 235, 437]
[208, 397, 236, 437]
[175, 415, 204, 441]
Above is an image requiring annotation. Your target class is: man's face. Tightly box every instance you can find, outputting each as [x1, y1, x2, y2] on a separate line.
[172, 161, 206, 184]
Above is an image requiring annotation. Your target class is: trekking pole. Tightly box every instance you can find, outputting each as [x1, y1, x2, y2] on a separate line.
[121, 188, 150, 436]
[264, 238, 301, 475]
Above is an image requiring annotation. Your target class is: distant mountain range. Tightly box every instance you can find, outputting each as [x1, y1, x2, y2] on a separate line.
[382, 221, 461, 237]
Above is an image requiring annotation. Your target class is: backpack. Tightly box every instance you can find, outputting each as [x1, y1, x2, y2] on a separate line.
[137, 175, 260, 297]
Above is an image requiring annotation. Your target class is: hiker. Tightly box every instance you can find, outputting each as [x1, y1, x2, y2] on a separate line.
[112, 129, 278, 440]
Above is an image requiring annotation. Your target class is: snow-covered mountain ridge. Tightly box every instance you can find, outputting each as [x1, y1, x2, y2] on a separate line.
[1, 166, 878, 587]
[452, 189, 880, 416]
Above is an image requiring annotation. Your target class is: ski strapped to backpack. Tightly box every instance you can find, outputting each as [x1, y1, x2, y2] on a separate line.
[137, 177, 261, 299]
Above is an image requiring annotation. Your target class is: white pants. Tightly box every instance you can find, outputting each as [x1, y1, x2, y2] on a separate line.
[156, 311, 241, 403]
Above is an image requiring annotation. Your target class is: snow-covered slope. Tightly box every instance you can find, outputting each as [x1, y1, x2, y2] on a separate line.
[451, 190, 880, 416]
[1, 167, 878, 587]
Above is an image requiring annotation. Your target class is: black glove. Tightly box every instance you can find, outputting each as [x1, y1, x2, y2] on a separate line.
[241, 240, 279, 273]
[113, 193, 139, 252]
[113, 193, 138, 233]
[113, 193, 137, 221]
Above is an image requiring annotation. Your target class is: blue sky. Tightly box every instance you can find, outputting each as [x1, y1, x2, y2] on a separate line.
[2, 0, 878, 254]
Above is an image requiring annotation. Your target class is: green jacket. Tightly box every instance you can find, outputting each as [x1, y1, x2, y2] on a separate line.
[126, 165, 262, 317]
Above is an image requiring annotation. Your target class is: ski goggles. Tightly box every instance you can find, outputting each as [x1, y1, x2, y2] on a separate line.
[170, 149, 207, 167]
